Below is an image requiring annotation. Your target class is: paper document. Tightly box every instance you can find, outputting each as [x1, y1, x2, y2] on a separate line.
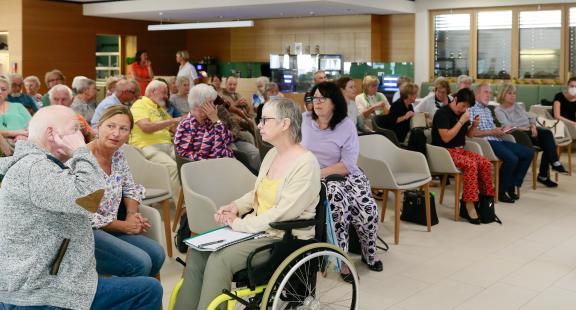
[184, 226, 265, 252]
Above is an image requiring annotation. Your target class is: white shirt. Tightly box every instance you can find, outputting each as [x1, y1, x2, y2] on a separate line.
[177, 62, 199, 85]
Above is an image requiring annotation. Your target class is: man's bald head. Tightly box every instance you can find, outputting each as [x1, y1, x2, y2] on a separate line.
[28, 105, 77, 147]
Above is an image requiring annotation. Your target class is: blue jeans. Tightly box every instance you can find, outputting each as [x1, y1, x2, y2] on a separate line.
[0, 276, 162, 310]
[488, 140, 534, 192]
[94, 229, 165, 277]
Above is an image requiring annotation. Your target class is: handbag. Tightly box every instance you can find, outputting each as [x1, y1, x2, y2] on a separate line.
[400, 190, 439, 226]
[536, 116, 566, 138]
[460, 195, 502, 224]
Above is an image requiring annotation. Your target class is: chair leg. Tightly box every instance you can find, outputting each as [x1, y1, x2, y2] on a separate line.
[569, 143, 573, 176]
[532, 152, 538, 190]
[380, 189, 389, 223]
[172, 190, 185, 232]
[394, 189, 402, 245]
[454, 174, 461, 221]
[160, 199, 173, 258]
[423, 182, 431, 232]
[439, 174, 447, 204]
[493, 161, 500, 202]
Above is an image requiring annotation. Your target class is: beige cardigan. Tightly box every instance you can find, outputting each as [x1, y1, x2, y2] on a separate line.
[231, 148, 321, 239]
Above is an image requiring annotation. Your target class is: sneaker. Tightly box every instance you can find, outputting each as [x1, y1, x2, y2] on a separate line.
[537, 176, 558, 188]
[552, 164, 569, 175]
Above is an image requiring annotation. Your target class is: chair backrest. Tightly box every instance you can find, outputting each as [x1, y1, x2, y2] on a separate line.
[122, 144, 172, 193]
[181, 158, 257, 233]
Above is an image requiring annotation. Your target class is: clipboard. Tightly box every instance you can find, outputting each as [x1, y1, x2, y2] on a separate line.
[184, 226, 265, 252]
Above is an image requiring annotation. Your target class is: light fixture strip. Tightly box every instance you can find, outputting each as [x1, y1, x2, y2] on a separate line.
[148, 20, 254, 31]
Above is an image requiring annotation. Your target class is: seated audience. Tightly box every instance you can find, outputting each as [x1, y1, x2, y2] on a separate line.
[302, 82, 383, 275]
[208, 74, 223, 94]
[71, 77, 98, 122]
[49, 84, 94, 142]
[105, 75, 122, 97]
[71, 75, 88, 95]
[130, 80, 182, 202]
[221, 76, 253, 118]
[0, 77, 31, 141]
[432, 88, 495, 224]
[23, 75, 43, 106]
[414, 77, 452, 125]
[42, 69, 66, 107]
[154, 78, 181, 118]
[392, 76, 411, 102]
[304, 71, 327, 111]
[255, 82, 281, 125]
[355, 75, 390, 130]
[170, 76, 191, 116]
[0, 105, 162, 310]
[91, 79, 138, 131]
[89, 105, 165, 277]
[176, 50, 200, 86]
[8, 73, 38, 115]
[173, 98, 320, 310]
[495, 84, 567, 187]
[336, 76, 371, 133]
[456, 74, 473, 91]
[468, 83, 534, 203]
[379, 82, 419, 142]
[174, 84, 234, 161]
[553, 77, 576, 125]
[252, 76, 269, 108]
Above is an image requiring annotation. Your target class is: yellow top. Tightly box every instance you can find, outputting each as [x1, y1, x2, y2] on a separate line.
[256, 175, 280, 216]
[129, 96, 173, 149]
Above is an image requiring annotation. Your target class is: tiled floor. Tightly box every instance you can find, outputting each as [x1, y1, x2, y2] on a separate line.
[158, 162, 576, 309]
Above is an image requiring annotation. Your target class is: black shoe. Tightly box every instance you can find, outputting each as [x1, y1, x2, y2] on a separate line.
[361, 257, 383, 272]
[537, 176, 558, 188]
[498, 192, 515, 203]
[340, 272, 354, 283]
[459, 203, 481, 225]
[552, 164, 569, 175]
[507, 189, 519, 200]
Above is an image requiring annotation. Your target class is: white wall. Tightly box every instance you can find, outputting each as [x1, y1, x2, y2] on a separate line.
[413, 0, 575, 85]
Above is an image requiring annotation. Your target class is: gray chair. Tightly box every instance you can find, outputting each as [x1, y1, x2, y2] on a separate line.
[180, 158, 257, 234]
[358, 134, 432, 244]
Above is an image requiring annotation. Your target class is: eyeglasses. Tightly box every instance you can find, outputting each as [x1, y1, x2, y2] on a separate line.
[312, 96, 328, 103]
[259, 117, 278, 125]
[47, 78, 63, 84]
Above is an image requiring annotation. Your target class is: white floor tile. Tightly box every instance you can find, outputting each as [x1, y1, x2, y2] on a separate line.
[520, 287, 576, 310]
[398, 279, 483, 310]
[453, 283, 538, 310]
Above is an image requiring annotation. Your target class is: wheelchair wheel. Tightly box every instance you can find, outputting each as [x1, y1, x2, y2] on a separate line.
[260, 243, 359, 310]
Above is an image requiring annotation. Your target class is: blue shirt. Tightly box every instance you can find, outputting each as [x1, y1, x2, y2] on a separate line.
[7, 94, 38, 114]
[91, 94, 121, 131]
[468, 102, 500, 141]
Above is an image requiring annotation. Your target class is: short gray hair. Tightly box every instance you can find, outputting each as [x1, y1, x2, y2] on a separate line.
[0, 77, 11, 90]
[8, 73, 23, 81]
[48, 84, 73, 100]
[71, 76, 87, 92]
[75, 77, 96, 94]
[144, 79, 166, 97]
[188, 84, 217, 109]
[457, 75, 472, 85]
[255, 76, 269, 86]
[24, 75, 41, 88]
[265, 98, 302, 143]
[176, 76, 190, 88]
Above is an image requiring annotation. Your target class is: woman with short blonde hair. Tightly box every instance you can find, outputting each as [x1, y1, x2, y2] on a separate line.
[355, 75, 389, 129]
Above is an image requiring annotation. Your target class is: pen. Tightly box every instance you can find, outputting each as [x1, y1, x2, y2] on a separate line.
[198, 239, 225, 248]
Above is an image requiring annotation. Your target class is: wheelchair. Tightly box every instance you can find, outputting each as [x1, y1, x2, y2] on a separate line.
[168, 182, 360, 310]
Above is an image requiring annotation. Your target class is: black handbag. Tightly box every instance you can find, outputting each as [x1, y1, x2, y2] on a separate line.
[460, 195, 502, 224]
[401, 190, 439, 226]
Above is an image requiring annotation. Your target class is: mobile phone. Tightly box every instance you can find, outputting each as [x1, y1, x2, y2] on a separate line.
[503, 126, 517, 133]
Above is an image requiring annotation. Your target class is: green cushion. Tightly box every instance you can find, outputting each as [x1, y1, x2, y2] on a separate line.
[514, 85, 540, 109]
[420, 82, 433, 98]
[538, 86, 563, 105]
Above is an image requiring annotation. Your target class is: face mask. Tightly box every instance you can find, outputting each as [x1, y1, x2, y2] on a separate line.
[569, 87, 576, 97]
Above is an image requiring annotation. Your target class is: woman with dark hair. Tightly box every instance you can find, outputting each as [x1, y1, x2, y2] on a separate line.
[208, 74, 223, 94]
[335, 76, 370, 133]
[301, 82, 382, 278]
[380, 82, 419, 142]
[130, 50, 154, 96]
[553, 76, 576, 126]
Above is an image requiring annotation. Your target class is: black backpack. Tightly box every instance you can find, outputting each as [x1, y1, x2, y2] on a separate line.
[174, 211, 191, 254]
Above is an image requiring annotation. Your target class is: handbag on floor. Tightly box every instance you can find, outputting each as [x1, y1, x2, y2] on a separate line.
[400, 190, 439, 226]
[460, 195, 502, 224]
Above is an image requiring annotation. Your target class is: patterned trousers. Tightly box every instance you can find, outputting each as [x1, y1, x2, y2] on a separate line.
[447, 148, 495, 202]
[325, 174, 379, 265]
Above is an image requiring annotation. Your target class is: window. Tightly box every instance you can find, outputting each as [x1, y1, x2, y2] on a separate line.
[569, 7, 576, 77]
[96, 35, 121, 84]
[519, 10, 561, 79]
[433, 14, 470, 77]
[477, 11, 512, 79]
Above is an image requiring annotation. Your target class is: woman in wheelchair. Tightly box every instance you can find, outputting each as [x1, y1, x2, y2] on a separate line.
[173, 98, 322, 310]
[302, 82, 383, 277]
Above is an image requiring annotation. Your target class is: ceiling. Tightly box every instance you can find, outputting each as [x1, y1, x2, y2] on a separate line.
[74, 0, 415, 23]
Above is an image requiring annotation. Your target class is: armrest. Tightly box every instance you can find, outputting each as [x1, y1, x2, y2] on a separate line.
[426, 144, 459, 174]
[269, 219, 317, 231]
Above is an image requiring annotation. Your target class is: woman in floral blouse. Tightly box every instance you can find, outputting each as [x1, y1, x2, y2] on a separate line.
[89, 105, 165, 277]
[174, 83, 234, 161]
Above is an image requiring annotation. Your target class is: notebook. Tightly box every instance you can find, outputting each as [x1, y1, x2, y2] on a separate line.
[184, 226, 265, 252]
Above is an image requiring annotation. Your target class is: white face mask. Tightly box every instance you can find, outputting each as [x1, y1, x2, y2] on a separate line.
[569, 87, 576, 97]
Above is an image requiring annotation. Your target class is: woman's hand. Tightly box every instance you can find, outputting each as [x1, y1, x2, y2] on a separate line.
[136, 213, 151, 233]
[531, 125, 538, 137]
[201, 101, 219, 123]
[123, 213, 143, 234]
[214, 203, 239, 225]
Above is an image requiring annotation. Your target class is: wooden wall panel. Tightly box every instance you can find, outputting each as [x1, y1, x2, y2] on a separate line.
[374, 14, 416, 62]
[21, 0, 185, 91]
[186, 28, 231, 62]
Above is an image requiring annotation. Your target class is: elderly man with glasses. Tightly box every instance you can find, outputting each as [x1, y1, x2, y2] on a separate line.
[91, 79, 138, 132]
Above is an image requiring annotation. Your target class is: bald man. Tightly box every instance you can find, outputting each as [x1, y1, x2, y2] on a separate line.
[0, 105, 162, 310]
